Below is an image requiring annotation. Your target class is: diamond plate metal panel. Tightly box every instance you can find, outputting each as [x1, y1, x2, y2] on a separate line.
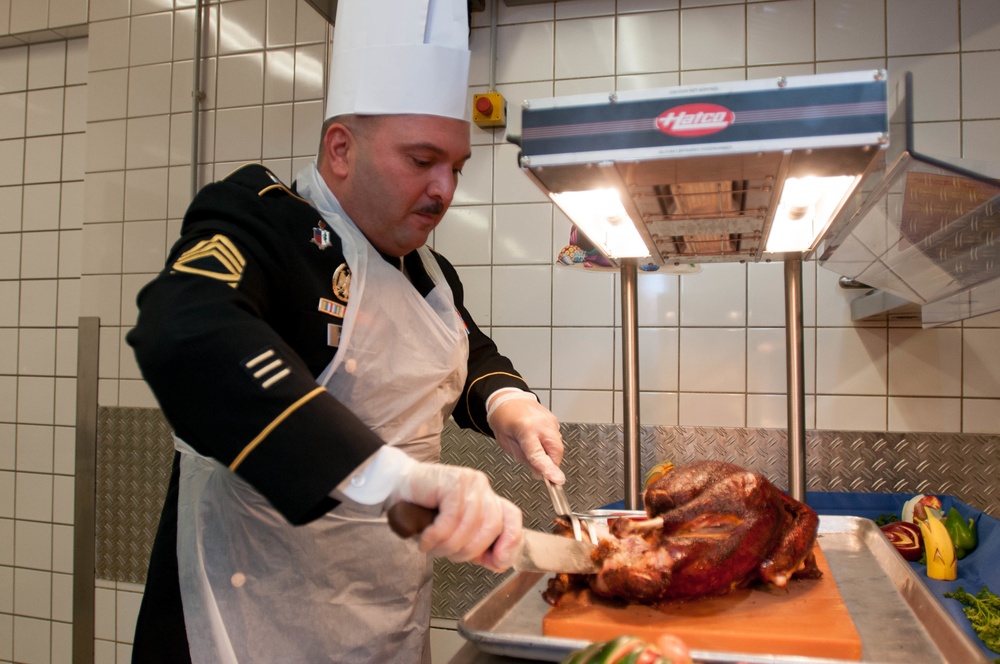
[807, 431, 1000, 512]
[96, 407, 174, 583]
[94, 408, 999, 622]
[433, 422, 1000, 621]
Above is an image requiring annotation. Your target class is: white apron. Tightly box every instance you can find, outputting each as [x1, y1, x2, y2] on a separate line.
[173, 164, 469, 663]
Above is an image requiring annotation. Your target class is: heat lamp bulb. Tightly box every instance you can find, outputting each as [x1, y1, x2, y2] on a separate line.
[551, 188, 651, 259]
[766, 175, 858, 253]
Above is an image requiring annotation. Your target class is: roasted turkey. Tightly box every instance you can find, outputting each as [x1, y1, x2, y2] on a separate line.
[545, 460, 821, 606]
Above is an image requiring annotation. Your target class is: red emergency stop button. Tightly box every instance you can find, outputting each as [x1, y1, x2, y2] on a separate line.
[472, 92, 506, 128]
[475, 96, 494, 115]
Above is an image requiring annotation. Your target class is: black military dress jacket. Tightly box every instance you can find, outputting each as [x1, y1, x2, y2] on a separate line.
[126, 164, 530, 661]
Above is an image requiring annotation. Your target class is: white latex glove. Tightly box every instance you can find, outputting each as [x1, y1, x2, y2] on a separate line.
[390, 461, 524, 573]
[487, 392, 565, 485]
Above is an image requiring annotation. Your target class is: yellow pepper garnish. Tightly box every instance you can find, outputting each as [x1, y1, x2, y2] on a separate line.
[918, 511, 957, 581]
[643, 461, 675, 489]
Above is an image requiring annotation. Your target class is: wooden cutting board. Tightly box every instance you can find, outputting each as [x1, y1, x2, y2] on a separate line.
[543, 544, 862, 660]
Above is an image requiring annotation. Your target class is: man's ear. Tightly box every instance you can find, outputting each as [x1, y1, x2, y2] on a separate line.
[321, 122, 353, 179]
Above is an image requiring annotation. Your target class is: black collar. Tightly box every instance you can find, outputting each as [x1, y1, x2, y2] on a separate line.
[378, 250, 435, 298]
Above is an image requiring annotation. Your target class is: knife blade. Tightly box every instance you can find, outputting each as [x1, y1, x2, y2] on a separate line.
[387, 502, 600, 574]
[518, 528, 599, 574]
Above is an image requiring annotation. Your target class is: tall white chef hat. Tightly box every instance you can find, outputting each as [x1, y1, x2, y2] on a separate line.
[325, 0, 471, 122]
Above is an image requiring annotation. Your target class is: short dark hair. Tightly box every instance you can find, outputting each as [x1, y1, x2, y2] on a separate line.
[316, 114, 382, 164]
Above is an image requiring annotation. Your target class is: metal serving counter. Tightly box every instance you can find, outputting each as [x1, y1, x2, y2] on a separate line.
[449, 515, 993, 664]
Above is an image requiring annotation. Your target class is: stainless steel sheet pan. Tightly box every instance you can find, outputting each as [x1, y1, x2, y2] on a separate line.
[457, 515, 989, 663]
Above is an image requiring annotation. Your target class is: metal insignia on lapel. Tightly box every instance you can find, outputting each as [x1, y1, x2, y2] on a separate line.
[332, 263, 351, 301]
[311, 220, 332, 250]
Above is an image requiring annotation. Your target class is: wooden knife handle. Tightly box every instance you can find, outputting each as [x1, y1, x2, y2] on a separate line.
[387, 502, 438, 539]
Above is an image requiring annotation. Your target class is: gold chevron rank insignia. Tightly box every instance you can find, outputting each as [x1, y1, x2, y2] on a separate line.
[171, 234, 246, 288]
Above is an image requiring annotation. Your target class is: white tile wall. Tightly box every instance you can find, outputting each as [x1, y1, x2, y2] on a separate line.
[12, 3, 49, 40]
[815, 0, 885, 61]
[217, 53, 265, 108]
[679, 327, 747, 392]
[492, 203, 552, 264]
[634, 273, 679, 327]
[962, 51, 1000, 120]
[816, 394, 887, 430]
[50, 0, 88, 28]
[964, 119, 1000, 162]
[551, 389, 613, 423]
[964, 398, 1000, 433]
[554, 16, 614, 79]
[127, 64, 172, 119]
[679, 263, 747, 326]
[435, 206, 492, 266]
[88, 19, 130, 72]
[887, 0, 959, 56]
[679, 392, 745, 427]
[617, 10, 679, 75]
[454, 144, 493, 206]
[552, 268, 615, 327]
[495, 21, 554, 84]
[888, 396, 961, 432]
[888, 54, 961, 122]
[1, 1, 999, 661]
[552, 327, 614, 389]
[492, 326, 552, 389]
[492, 264, 551, 325]
[680, 4, 745, 70]
[887, 328, 962, 396]
[962, 0, 1000, 51]
[747, 0, 814, 66]
[129, 12, 173, 67]
[0, 569, 11, 617]
[13, 616, 50, 664]
[13, 521, 51, 569]
[618, 327, 680, 392]
[1, 32, 85, 663]
[0, 519, 12, 563]
[963, 329, 1000, 398]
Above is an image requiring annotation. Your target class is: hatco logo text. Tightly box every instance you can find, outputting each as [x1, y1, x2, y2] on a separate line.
[656, 104, 734, 137]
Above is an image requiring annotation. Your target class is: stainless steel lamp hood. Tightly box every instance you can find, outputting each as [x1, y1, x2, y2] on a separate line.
[816, 72, 1000, 327]
[517, 70, 889, 268]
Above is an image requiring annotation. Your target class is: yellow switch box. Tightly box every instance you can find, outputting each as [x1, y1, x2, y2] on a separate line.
[472, 92, 506, 128]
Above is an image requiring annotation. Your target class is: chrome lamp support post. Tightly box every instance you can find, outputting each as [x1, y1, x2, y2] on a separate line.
[784, 255, 807, 501]
[620, 259, 642, 509]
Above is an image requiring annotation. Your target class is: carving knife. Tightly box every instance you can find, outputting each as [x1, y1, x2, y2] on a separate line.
[387, 502, 599, 575]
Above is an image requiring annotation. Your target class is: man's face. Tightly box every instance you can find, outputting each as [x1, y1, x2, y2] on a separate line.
[346, 114, 471, 257]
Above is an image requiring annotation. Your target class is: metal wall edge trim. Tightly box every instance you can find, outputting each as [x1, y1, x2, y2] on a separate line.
[73, 317, 100, 664]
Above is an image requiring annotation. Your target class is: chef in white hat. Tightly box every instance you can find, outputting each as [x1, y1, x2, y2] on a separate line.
[126, 0, 565, 662]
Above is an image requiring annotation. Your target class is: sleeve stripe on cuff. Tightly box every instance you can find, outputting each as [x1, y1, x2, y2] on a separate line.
[229, 385, 327, 471]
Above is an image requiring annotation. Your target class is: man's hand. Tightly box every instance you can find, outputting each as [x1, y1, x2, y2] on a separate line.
[488, 397, 565, 484]
[390, 462, 523, 572]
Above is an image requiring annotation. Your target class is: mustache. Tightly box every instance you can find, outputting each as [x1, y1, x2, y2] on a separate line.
[416, 200, 445, 216]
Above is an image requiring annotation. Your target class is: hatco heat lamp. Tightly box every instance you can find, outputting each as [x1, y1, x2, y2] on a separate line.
[513, 71, 889, 507]
[516, 70, 889, 269]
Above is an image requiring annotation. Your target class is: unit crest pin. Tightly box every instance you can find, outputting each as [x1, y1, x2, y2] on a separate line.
[311, 220, 332, 250]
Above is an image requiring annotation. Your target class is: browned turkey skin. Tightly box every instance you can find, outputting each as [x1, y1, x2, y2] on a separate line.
[548, 460, 821, 606]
